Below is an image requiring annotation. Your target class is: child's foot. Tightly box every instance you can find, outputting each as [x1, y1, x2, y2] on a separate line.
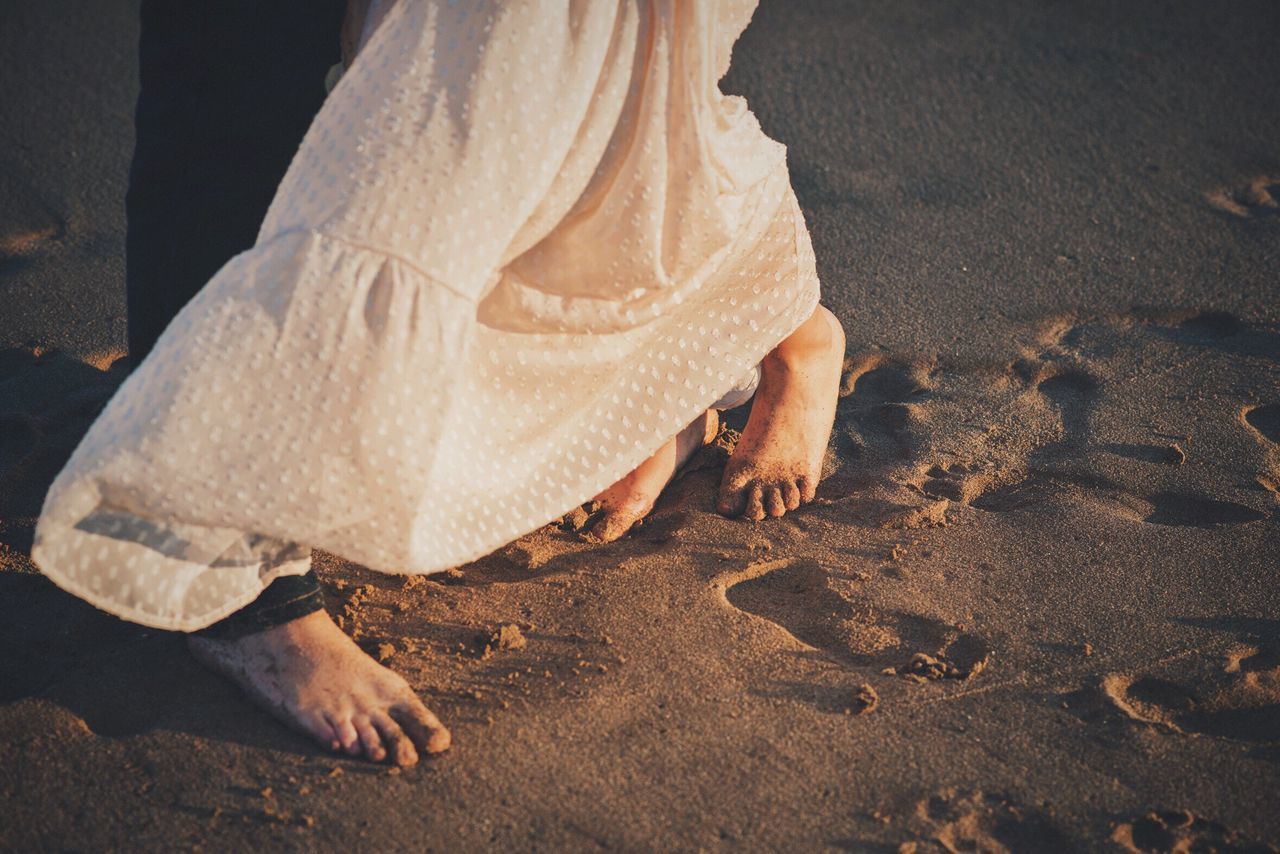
[585, 409, 719, 543]
[717, 304, 845, 520]
[188, 610, 450, 765]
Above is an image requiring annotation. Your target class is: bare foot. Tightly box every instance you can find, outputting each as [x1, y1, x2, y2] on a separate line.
[585, 409, 719, 543]
[717, 304, 845, 520]
[188, 610, 450, 765]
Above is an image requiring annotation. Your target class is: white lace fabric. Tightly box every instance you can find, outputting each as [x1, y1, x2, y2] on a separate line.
[33, 0, 821, 631]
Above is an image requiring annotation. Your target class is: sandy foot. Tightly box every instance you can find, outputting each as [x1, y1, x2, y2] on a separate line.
[586, 409, 719, 543]
[718, 304, 845, 520]
[188, 609, 450, 765]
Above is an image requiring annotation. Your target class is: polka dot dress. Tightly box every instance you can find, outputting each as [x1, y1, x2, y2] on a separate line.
[32, 0, 820, 631]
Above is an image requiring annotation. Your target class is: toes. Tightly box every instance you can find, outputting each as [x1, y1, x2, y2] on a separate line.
[372, 712, 419, 767]
[743, 484, 766, 521]
[717, 475, 749, 517]
[763, 486, 787, 518]
[327, 714, 361, 756]
[720, 477, 804, 519]
[299, 710, 341, 752]
[353, 715, 387, 762]
[797, 474, 817, 504]
[782, 481, 801, 511]
[391, 702, 452, 756]
[586, 506, 645, 543]
[716, 491, 741, 517]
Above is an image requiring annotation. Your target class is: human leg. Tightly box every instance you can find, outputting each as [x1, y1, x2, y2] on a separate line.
[126, 0, 344, 361]
[188, 611, 450, 763]
[585, 410, 719, 543]
[587, 301, 844, 536]
[128, 0, 447, 762]
[717, 304, 845, 520]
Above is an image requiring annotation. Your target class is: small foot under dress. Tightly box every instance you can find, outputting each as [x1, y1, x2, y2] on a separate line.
[33, 0, 821, 631]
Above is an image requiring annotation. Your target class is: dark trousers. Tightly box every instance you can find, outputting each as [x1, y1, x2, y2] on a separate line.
[128, 1, 346, 637]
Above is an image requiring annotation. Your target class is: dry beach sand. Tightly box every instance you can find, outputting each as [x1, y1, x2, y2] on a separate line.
[2, 0, 1279, 850]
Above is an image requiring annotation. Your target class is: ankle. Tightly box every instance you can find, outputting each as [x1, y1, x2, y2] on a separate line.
[766, 305, 844, 370]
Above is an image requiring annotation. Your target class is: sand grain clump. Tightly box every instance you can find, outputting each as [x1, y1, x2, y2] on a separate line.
[479, 624, 527, 658]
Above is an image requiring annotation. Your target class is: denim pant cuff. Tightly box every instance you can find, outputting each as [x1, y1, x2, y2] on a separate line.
[191, 570, 326, 640]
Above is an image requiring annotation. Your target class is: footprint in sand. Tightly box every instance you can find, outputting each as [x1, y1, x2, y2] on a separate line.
[0, 169, 63, 270]
[847, 362, 931, 404]
[719, 559, 990, 679]
[1142, 492, 1266, 527]
[962, 336, 1272, 524]
[1241, 404, 1280, 496]
[969, 475, 1056, 513]
[920, 461, 992, 504]
[1097, 640, 1280, 744]
[1177, 310, 1244, 339]
[1034, 367, 1099, 450]
[1111, 810, 1277, 854]
[902, 789, 1073, 852]
[837, 360, 933, 460]
[1205, 175, 1279, 219]
[1244, 404, 1280, 446]
[962, 460, 1264, 527]
[1143, 309, 1280, 364]
[1100, 442, 1187, 466]
[970, 473, 1266, 528]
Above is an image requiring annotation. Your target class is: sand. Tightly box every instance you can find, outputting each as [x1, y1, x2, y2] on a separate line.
[2, 0, 1278, 850]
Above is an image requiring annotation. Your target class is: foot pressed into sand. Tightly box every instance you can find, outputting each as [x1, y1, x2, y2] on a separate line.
[586, 409, 719, 543]
[188, 609, 450, 765]
[718, 304, 845, 520]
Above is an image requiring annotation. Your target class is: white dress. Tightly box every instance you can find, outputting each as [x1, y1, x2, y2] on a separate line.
[32, 0, 820, 631]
